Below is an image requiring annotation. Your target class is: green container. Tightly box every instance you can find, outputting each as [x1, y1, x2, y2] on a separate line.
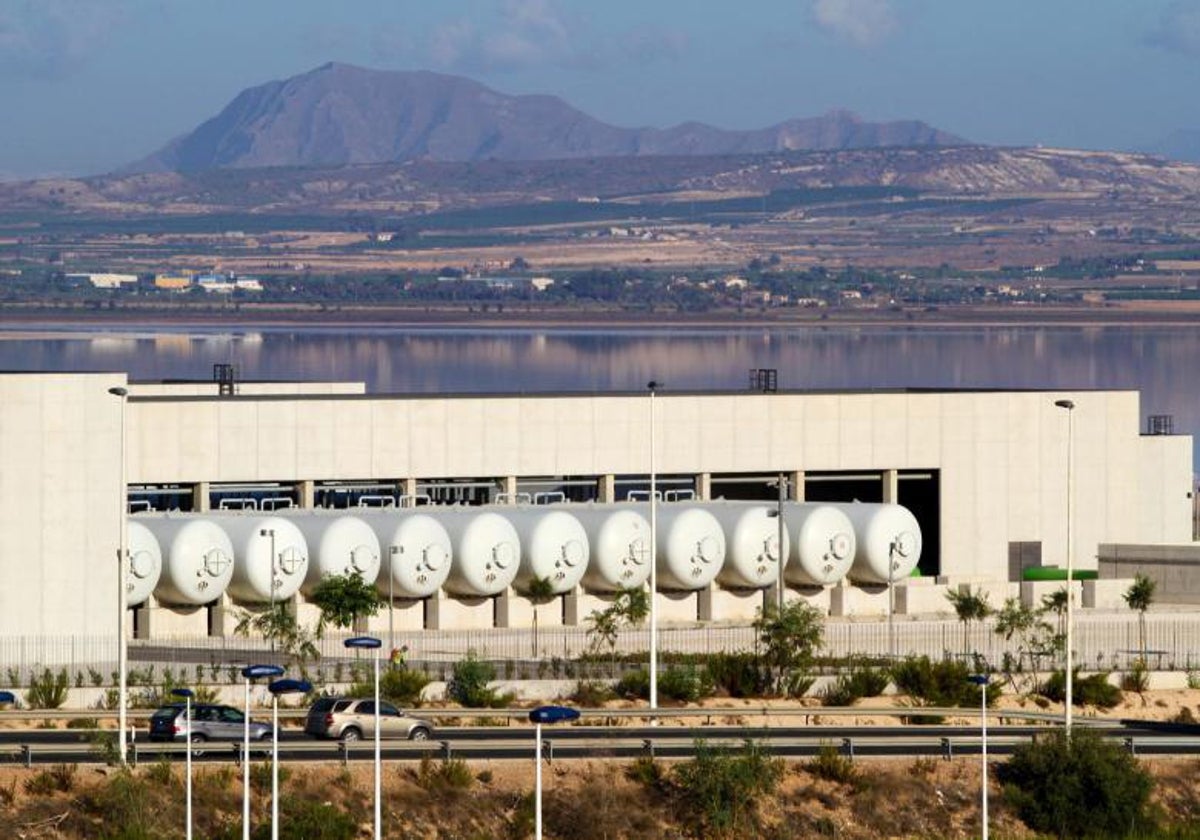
[1021, 566, 1099, 582]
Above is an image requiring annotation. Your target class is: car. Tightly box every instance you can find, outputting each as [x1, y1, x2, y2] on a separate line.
[149, 703, 272, 753]
[304, 697, 433, 742]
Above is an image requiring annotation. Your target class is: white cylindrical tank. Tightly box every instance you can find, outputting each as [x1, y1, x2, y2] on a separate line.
[126, 520, 163, 607]
[367, 512, 454, 599]
[569, 504, 651, 593]
[639, 504, 725, 591]
[840, 503, 923, 584]
[441, 510, 521, 597]
[502, 507, 589, 596]
[708, 502, 785, 590]
[783, 503, 856, 586]
[217, 515, 310, 604]
[284, 514, 381, 596]
[141, 516, 234, 606]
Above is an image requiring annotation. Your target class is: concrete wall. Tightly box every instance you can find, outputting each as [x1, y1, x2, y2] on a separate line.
[1099, 544, 1200, 605]
[0, 373, 1192, 638]
[0, 373, 126, 637]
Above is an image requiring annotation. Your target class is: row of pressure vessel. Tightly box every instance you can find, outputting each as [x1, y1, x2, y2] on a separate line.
[124, 501, 922, 607]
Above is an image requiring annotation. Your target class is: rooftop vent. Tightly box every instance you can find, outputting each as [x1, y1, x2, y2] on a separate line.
[749, 368, 778, 393]
[1147, 414, 1174, 435]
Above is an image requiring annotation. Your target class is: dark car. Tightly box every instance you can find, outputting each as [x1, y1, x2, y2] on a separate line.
[149, 703, 272, 753]
[304, 697, 433, 742]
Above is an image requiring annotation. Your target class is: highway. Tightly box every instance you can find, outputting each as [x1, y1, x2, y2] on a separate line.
[2, 718, 1199, 766]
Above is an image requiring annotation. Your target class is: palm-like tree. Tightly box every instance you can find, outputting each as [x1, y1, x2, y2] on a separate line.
[1123, 574, 1157, 665]
[946, 586, 993, 657]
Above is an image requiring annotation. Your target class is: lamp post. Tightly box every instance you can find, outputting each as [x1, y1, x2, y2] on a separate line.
[171, 687, 195, 840]
[647, 380, 660, 717]
[888, 542, 897, 660]
[1054, 398, 1076, 732]
[529, 705, 581, 840]
[241, 664, 283, 840]
[766, 474, 789, 611]
[345, 636, 383, 840]
[267, 677, 311, 840]
[107, 385, 130, 765]
[260, 528, 278, 650]
[967, 674, 989, 840]
[388, 545, 398, 658]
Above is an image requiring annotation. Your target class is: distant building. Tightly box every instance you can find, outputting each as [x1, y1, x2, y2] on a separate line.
[67, 272, 139, 289]
[235, 277, 263, 292]
[197, 274, 236, 294]
[154, 273, 193, 291]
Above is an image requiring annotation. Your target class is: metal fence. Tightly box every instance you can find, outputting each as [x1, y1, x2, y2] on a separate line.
[3, 613, 1200, 686]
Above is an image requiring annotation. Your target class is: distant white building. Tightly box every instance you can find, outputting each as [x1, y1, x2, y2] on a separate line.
[68, 272, 139, 289]
[235, 277, 263, 292]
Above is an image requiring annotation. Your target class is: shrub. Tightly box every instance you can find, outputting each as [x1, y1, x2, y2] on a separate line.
[672, 740, 783, 837]
[704, 652, 769, 698]
[843, 662, 890, 698]
[614, 668, 650, 701]
[25, 668, 69, 709]
[807, 744, 859, 785]
[1122, 661, 1150, 693]
[1039, 670, 1122, 709]
[415, 756, 474, 793]
[349, 668, 430, 707]
[24, 764, 76, 795]
[66, 717, 98, 730]
[997, 729, 1155, 838]
[819, 676, 860, 707]
[889, 656, 998, 707]
[446, 651, 513, 708]
[658, 666, 714, 703]
[626, 755, 665, 787]
[261, 795, 358, 840]
[570, 679, 614, 706]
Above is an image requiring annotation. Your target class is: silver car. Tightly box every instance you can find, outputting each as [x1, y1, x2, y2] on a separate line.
[304, 697, 433, 742]
[149, 703, 272, 753]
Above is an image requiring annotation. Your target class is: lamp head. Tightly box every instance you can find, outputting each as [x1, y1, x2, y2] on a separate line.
[647, 380, 661, 392]
[1054, 399, 1075, 410]
[171, 687, 194, 699]
[242, 664, 284, 680]
[344, 635, 383, 650]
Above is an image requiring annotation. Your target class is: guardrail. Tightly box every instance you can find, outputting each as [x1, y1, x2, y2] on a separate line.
[0, 704, 1107, 727]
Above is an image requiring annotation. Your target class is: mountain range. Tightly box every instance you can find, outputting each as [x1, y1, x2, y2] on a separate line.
[127, 62, 966, 173]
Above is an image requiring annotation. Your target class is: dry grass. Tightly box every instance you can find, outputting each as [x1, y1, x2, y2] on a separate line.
[0, 754, 1198, 839]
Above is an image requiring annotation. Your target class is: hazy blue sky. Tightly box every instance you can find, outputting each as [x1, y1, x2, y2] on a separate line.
[3, 0, 1200, 178]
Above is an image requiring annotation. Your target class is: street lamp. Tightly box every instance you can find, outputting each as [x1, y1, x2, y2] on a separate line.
[529, 705, 581, 840]
[1054, 398, 1076, 732]
[260, 528, 278, 650]
[766, 475, 790, 612]
[647, 380, 661, 717]
[171, 687, 195, 840]
[345, 636, 383, 840]
[241, 664, 283, 840]
[267, 677, 312, 840]
[387, 545, 399, 657]
[967, 674, 990, 840]
[0, 690, 14, 704]
[107, 385, 130, 765]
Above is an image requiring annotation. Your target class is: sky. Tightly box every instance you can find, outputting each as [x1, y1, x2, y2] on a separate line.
[2, 0, 1200, 179]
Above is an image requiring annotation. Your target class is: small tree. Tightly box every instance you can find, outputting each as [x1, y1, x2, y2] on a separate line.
[1123, 574, 1156, 666]
[522, 575, 557, 660]
[310, 571, 383, 633]
[234, 603, 321, 672]
[945, 586, 993, 657]
[753, 601, 824, 696]
[586, 587, 650, 674]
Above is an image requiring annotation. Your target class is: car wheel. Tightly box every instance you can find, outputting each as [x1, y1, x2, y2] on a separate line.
[408, 727, 431, 742]
[341, 728, 362, 743]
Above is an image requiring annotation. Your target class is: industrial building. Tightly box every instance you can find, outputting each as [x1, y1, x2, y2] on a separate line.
[0, 372, 1192, 648]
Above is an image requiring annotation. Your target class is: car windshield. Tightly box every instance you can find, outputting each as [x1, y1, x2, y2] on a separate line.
[151, 707, 181, 720]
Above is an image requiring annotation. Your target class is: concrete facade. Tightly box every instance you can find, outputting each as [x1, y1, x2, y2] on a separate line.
[0, 373, 1193, 639]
